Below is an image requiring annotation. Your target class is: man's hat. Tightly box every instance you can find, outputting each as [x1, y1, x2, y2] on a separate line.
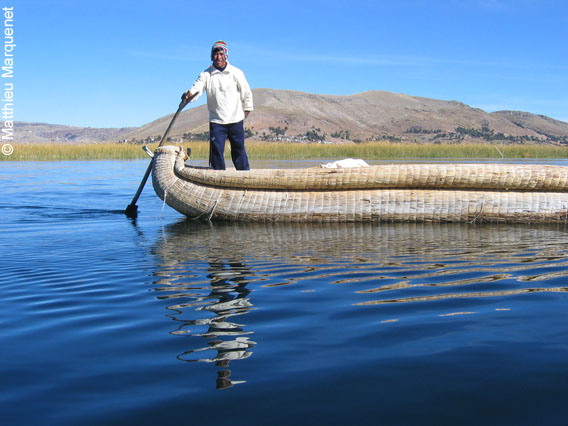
[211, 40, 228, 60]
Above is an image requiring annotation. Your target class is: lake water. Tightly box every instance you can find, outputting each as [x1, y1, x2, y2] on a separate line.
[2, 158, 568, 425]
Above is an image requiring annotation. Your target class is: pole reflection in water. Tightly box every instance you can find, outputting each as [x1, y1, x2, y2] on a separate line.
[152, 220, 568, 389]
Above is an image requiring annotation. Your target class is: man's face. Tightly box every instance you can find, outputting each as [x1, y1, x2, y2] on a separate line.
[213, 49, 227, 69]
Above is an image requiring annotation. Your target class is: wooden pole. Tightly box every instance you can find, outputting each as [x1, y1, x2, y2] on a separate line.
[125, 96, 192, 218]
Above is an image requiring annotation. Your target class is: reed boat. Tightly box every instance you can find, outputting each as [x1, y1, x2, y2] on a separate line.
[151, 145, 568, 223]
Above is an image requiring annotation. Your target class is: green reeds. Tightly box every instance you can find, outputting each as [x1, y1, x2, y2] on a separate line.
[1, 143, 163, 161]
[2, 141, 567, 161]
[245, 141, 568, 160]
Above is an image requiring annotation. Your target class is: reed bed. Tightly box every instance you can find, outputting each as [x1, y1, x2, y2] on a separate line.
[245, 141, 568, 160]
[2, 143, 167, 161]
[3, 141, 567, 161]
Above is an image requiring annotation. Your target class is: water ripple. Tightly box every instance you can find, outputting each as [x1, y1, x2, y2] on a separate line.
[147, 220, 568, 389]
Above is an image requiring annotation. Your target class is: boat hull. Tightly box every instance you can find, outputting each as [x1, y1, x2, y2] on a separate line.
[152, 146, 568, 223]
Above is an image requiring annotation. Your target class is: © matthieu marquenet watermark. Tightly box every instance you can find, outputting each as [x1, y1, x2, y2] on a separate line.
[2, 6, 14, 156]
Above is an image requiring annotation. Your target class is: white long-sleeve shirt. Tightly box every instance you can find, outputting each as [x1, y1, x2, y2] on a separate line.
[188, 62, 254, 125]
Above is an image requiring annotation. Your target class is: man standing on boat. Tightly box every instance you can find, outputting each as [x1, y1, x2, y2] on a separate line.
[182, 40, 253, 171]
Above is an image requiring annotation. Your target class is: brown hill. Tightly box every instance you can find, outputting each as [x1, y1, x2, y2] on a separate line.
[14, 122, 135, 144]
[122, 89, 568, 144]
[490, 110, 568, 138]
[15, 89, 568, 144]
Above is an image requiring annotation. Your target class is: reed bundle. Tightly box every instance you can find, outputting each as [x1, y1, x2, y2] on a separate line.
[152, 146, 568, 223]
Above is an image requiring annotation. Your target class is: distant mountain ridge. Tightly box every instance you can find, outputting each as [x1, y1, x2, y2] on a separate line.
[14, 122, 135, 144]
[15, 89, 568, 144]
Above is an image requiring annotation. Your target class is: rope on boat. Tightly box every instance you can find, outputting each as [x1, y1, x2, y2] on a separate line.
[161, 179, 178, 217]
[236, 190, 246, 221]
[184, 191, 223, 221]
[161, 190, 168, 216]
[470, 195, 486, 224]
[206, 199, 219, 221]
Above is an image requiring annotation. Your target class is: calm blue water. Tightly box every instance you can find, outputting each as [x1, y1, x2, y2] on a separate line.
[2, 158, 568, 425]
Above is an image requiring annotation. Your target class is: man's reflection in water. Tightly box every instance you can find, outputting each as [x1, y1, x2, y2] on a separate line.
[177, 257, 256, 389]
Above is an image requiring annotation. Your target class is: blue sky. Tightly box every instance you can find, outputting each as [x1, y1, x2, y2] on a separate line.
[11, 0, 568, 128]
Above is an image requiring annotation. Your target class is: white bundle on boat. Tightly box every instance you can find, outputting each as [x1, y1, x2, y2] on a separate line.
[321, 158, 370, 169]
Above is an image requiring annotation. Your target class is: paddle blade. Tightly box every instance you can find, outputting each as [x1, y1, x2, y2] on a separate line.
[125, 203, 138, 218]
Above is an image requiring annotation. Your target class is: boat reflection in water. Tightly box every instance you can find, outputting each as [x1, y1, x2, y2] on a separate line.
[152, 220, 568, 389]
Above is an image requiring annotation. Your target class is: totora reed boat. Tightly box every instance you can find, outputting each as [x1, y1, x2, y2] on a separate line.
[151, 145, 568, 223]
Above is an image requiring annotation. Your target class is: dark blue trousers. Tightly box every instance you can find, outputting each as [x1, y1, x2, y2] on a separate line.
[209, 121, 250, 170]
